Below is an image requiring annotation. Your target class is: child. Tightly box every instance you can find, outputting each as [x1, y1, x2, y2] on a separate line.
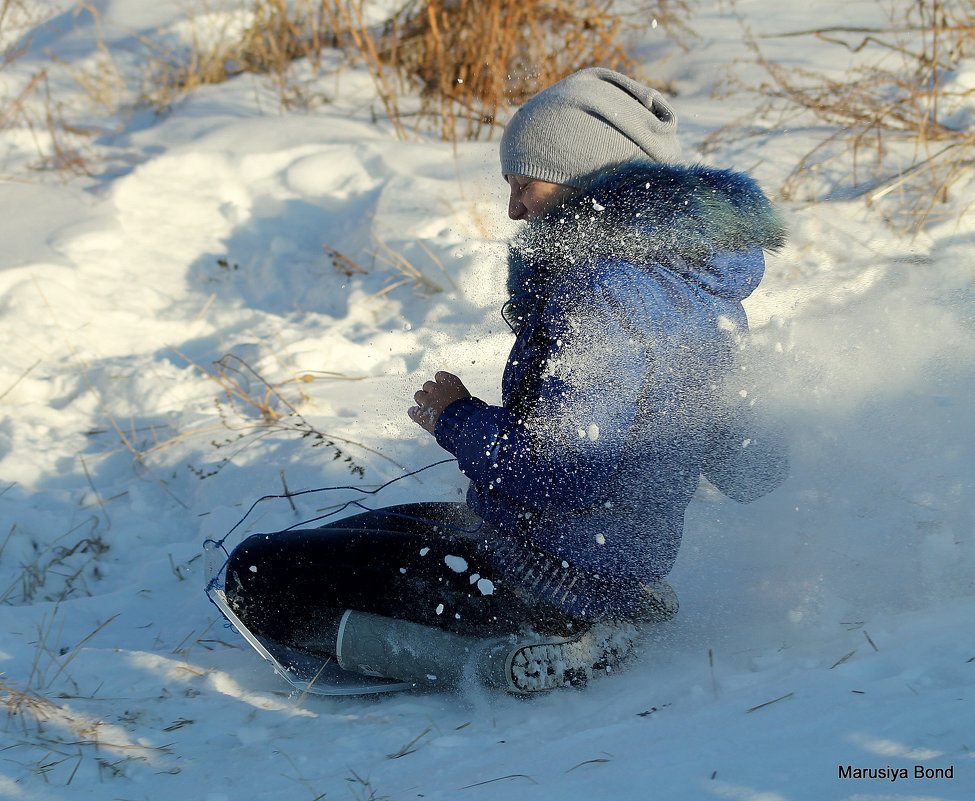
[224, 68, 788, 693]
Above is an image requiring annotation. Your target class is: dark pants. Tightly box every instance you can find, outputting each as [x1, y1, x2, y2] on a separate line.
[223, 502, 576, 653]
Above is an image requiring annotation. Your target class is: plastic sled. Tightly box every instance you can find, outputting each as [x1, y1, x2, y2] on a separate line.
[206, 563, 415, 696]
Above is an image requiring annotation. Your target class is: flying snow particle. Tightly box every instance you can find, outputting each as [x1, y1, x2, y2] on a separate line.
[435, 603, 445, 615]
[420, 547, 430, 556]
[249, 565, 258, 573]
[444, 554, 469, 573]
[476, 578, 495, 596]
[595, 533, 606, 545]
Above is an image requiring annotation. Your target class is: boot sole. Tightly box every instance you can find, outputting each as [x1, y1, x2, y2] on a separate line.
[504, 624, 638, 693]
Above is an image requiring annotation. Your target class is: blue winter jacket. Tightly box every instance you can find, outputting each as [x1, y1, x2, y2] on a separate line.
[435, 161, 788, 620]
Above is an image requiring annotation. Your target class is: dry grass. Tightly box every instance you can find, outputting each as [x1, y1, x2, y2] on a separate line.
[372, 0, 634, 140]
[369, 234, 452, 296]
[0, 0, 91, 175]
[723, 0, 975, 233]
[64, 0, 333, 114]
[0, 0, 30, 86]
[1, 670, 169, 785]
[136, 0, 637, 139]
[8, 0, 698, 173]
[167, 350, 408, 478]
[64, 1, 689, 140]
[34, 275, 384, 504]
[141, 0, 340, 110]
[325, 233, 453, 297]
[1, 673, 54, 724]
[0, 521, 108, 606]
[634, 0, 699, 45]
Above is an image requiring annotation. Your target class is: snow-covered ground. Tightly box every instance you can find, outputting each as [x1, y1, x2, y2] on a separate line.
[1, 1, 973, 799]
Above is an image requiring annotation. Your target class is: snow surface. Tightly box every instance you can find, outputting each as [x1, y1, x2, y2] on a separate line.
[1, 1, 973, 799]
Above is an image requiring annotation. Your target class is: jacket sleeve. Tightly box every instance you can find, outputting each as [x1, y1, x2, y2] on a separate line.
[434, 279, 648, 513]
[701, 404, 789, 502]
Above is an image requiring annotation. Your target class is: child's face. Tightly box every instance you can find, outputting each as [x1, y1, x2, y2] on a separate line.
[507, 175, 578, 221]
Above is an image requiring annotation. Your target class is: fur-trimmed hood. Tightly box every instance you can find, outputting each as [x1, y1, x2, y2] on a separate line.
[507, 161, 786, 309]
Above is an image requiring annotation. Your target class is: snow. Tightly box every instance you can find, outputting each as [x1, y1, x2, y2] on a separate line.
[444, 555, 469, 573]
[1, 1, 973, 799]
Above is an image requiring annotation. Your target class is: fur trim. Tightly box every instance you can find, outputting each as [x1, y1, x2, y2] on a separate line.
[507, 161, 785, 308]
[583, 161, 787, 258]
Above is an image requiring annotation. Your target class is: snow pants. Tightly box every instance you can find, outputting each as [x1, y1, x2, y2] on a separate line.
[223, 502, 578, 653]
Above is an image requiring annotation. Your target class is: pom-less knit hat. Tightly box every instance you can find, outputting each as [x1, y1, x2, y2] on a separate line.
[500, 67, 681, 187]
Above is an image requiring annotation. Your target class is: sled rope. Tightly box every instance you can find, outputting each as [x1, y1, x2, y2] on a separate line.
[203, 458, 485, 594]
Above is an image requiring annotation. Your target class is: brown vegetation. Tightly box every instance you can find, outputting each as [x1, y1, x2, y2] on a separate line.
[729, 0, 975, 232]
[66, 0, 691, 140]
[372, 0, 634, 140]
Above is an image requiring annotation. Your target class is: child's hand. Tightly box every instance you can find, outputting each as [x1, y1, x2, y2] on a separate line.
[409, 371, 471, 434]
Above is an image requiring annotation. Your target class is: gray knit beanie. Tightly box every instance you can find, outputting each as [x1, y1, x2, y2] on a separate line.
[500, 67, 681, 187]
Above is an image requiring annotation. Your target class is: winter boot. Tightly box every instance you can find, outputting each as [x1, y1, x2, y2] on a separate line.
[635, 578, 679, 622]
[479, 621, 643, 693]
[481, 580, 677, 693]
[335, 609, 481, 686]
[334, 582, 677, 694]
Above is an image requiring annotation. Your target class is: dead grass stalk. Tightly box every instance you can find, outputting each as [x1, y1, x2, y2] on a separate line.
[169, 349, 408, 477]
[720, 0, 975, 234]
[0, 519, 108, 606]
